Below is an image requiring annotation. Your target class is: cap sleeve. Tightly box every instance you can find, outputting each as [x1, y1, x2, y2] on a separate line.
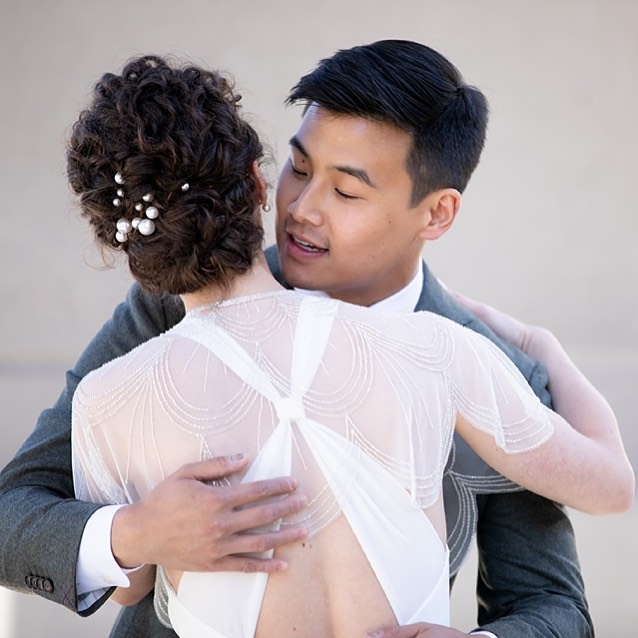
[441, 318, 554, 454]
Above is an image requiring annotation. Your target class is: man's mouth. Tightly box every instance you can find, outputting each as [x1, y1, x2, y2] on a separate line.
[288, 233, 328, 254]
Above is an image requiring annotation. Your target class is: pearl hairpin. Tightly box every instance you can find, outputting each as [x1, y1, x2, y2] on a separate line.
[115, 218, 132, 243]
[137, 218, 155, 236]
[113, 173, 190, 243]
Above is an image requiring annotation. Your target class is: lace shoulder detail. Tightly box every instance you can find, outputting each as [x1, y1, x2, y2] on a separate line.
[438, 317, 554, 454]
[326, 305, 554, 510]
[71, 334, 178, 504]
[340, 304, 553, 448]
[71, 293, 554, 539]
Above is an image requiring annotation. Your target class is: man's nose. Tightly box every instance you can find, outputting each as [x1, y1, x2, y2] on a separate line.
[288, 183, 323, 226]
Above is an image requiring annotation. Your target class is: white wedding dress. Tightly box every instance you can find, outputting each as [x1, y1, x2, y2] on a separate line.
[72, 292, 553, 637]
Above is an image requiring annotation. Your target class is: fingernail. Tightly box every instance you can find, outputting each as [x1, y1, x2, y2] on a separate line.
[366, 632, 383, 638]
[231, 453, 245, 461]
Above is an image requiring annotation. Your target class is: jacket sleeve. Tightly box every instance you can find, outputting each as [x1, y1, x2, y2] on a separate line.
[461, 321, 594, 638]
[0, 284, 183, 616]
[473, 490, 593, 637]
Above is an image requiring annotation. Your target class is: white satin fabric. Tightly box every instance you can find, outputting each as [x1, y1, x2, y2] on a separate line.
[72, 292, 552, 637]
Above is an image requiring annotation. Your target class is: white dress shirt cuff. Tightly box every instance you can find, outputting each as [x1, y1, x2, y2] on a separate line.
[76, 505, 133, 601]
[471, 631, 499, 638]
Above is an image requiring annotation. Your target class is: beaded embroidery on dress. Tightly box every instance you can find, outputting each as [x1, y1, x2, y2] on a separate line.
[72, 292, 553, 636]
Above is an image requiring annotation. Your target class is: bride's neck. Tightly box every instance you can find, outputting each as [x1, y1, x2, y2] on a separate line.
[179, 254, 285, 312]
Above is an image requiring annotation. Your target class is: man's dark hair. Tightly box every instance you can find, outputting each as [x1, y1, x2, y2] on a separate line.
[287, 40, 489, 205]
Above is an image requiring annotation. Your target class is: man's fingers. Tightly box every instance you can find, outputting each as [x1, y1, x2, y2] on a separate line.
[365, 623, 468, 638]
[211, 555, 290, 574]
[222, 492, 307, 539]
[175, 458, 301, 511]
[199, 524, 308, 572]
[177, 454, 250, 481]
[226, 524, 308, 556]
[365, 626, 424, 638]
[365, 629, 411, 638]
[226, 476, 301, 508]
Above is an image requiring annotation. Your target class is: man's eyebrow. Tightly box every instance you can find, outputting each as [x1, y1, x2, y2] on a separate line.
[288, 136, 376, 189]
[334, 165, 376, 189]
[289, 136, 307, 156]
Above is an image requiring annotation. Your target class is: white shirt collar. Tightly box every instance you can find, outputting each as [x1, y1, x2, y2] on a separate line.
[295, 264, 423, 314]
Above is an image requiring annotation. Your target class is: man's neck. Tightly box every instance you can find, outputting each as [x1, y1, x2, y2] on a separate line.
[295, 265, 424, 314]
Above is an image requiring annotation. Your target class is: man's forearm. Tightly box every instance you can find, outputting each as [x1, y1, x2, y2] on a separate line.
[0, 483, 101, 613]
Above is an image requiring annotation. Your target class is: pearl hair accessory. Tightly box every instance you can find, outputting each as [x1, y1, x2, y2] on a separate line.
[113, 173, 190, 243]
[115, 218, 132, 243]
[138, 218, 155, 236]
[262, 202, 271, 212]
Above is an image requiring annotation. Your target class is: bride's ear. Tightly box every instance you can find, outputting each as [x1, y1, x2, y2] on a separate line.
[418, 188, 461, 241]
[250, 161, 269, 207]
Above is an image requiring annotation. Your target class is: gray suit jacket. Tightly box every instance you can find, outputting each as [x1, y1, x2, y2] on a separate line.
[0, 248, 593, 637]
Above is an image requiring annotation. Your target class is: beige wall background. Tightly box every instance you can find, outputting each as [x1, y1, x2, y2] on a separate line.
[1, 1, 636, 636]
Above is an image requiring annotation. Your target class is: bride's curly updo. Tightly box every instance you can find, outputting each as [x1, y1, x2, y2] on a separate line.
[67, 55, 265, 295]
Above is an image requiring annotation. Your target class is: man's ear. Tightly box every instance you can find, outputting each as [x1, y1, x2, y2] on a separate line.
[418, 188, 461, 240]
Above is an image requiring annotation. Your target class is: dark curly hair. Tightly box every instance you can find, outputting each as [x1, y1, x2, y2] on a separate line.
[67, 55, 265, 295]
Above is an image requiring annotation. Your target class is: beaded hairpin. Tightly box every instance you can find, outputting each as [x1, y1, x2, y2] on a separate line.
[113, 172, 189, 243]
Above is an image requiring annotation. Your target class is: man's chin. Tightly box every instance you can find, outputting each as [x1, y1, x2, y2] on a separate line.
[280, 263, 324, 292]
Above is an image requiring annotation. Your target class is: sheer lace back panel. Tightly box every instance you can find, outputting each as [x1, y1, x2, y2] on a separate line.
[72, 291, 552, 635]
[73, 294, 459, 530]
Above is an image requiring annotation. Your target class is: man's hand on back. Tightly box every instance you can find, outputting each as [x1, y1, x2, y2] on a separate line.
[111, 454, 307, 573]
[366, 623, 475, 637]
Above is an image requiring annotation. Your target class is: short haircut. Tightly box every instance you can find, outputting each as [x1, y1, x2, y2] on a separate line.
[287, 40, 489, 205]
